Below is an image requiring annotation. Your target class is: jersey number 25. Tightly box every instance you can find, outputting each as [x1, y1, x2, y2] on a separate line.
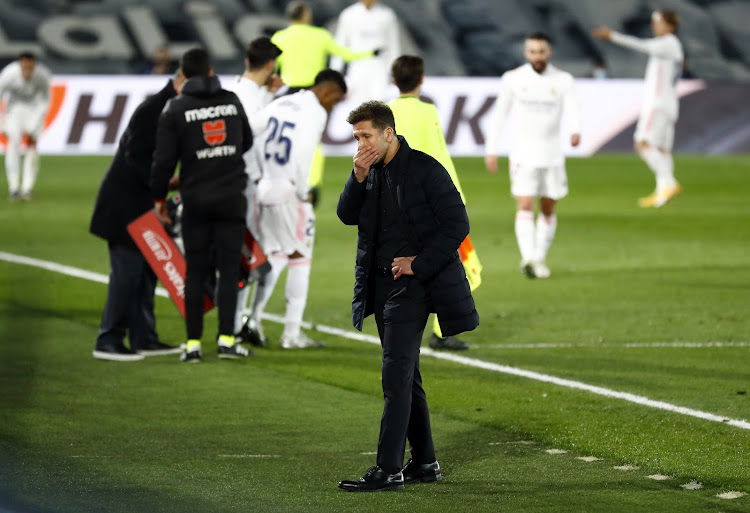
[264, 117, 295, 165]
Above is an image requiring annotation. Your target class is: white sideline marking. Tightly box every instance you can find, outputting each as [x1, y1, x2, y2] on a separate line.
[3, 250, 750, 431]
[489, 440, 535, 446]
[546, 449, 568, 455]
[481, 341, 750, 349]
[716, 491, 746, 500]
[359, 451, 378, 455]
[647, 474, 672, 481]
[577, 456, 602, 462]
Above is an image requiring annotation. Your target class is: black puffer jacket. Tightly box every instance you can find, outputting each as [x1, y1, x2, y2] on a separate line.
[90, 80, 177, 248]
[337, 136, 479, 336]
[150, 75, 252, 207]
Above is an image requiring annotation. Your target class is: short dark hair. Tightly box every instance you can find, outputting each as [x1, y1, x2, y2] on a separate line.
[180, 47, 210, 78]
[313, 69, 347, 94]
[18, 51, 36, 61]
[246, 37, 282, 70]
[346, 101, 395, 133]
[526, 31, 552, 44]
[391, 55, 423, 93]
[657, 9, 680, 32]
[286, 1, 310, 21]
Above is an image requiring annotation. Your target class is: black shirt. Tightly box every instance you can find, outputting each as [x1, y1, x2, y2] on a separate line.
[374, 144, 416, 267]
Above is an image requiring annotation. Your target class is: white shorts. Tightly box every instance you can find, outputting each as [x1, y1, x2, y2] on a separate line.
[509, 161, 568, 200]
[257, 200, 315, 258]
[5, 103, 47, 142]
[634, 109, 675, 151]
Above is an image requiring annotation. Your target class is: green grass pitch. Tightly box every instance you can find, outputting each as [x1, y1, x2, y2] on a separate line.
[0, 154, 748, 512]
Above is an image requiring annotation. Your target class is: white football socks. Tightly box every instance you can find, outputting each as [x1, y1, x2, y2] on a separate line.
[20, 149, 39, 196]
[5, 142, 20, 195]
[534, 214, 557, 263]
[248, 253, 288, 326]
[283, 257, 311, 340]
[234, 284, 252, 334]
[515, 210, 536, 263]
[641, 146, 677, 192]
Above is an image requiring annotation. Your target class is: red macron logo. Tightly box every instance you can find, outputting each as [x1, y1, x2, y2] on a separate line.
[202, 120, 226, 146]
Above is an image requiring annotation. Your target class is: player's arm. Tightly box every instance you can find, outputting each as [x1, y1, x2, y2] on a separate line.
[329, 11, 349, 72]
[484, 75, 514, 173]
[0, 68, 13, 133]
[325, 32, 375, 63]
[563, 75, 582, 147]
[294, 113, 325, 203]
[593, 26, 676, 58]
[150, 104, 179, 223]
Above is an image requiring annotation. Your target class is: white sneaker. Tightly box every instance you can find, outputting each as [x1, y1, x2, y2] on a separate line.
[532, 261, 551, 279]
[280, 331, 326, 349]
[519, 260, 536, 279]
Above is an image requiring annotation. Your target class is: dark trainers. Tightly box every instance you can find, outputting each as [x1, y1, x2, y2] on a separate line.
[428, 334, 469, 350]
[218, 341, 252, 359]
[235, 322, 267, 347]
[93, 344, 144, 362]
[338, 466, 404, 492]
[401, 459, 442, 484]
[179, 347, 202, 363]
[135, 340, 182, 356]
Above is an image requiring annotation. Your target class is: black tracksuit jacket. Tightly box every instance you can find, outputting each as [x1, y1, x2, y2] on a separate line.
[150, 75, 253, 207]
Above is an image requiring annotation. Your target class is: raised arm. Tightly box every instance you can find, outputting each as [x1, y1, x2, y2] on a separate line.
[484, 74, 514, 172]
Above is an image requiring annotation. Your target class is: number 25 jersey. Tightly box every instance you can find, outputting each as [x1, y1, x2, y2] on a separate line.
[249, 90, 327, 205]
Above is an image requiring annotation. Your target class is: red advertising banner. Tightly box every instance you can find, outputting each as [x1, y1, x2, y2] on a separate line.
[127, 210, 213, 317]
[240, 229, 270, 275]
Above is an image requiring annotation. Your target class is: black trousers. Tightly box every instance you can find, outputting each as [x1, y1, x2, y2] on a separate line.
[96, 241, 158, 350]
[181, 195, 246, 340]
[373, 270, 436, 473]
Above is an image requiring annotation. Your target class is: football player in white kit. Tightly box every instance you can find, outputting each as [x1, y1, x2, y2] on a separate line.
[224, 37, 284, 345]
[0, 52, 51, 201]
[593, 10, 684, 208]
[331, 0, 400, 105]
[244, 69, 347, 348]
[485, 32, 581, 279]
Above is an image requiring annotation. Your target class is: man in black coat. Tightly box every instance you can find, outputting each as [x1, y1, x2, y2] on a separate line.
[336, 101, 479, 492]
[151, 48, 254, 363]
[89, 74, 185, 361]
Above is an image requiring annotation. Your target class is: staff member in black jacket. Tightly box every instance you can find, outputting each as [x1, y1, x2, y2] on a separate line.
[336, 101, 479, 492]
[90, 73, 185, 361]
[151, 48, 254, 363]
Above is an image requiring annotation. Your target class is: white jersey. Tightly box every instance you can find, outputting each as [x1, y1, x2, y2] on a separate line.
[224, 75, 274, 132]
[252, 90, 327, 205]
[610, 32, 683, 120]
[485, 63, 581, 167]
[0, 61, 51, 130]
[330, 1, 400, 103]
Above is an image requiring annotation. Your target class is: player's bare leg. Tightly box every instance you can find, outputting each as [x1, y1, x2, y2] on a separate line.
[20, 135, 39, 200]
[515, 195, 536, 278]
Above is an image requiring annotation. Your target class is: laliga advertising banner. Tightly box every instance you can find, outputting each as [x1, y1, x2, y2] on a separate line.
[127, 210, 213, 317]
[3, 75, 708, 157]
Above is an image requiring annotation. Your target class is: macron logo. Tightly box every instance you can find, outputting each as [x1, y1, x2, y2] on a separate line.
[184, 104, 238, 122]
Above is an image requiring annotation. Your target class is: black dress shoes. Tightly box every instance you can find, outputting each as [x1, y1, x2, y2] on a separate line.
[402, 459, 442, 484]
[338, 466, 404, 492]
